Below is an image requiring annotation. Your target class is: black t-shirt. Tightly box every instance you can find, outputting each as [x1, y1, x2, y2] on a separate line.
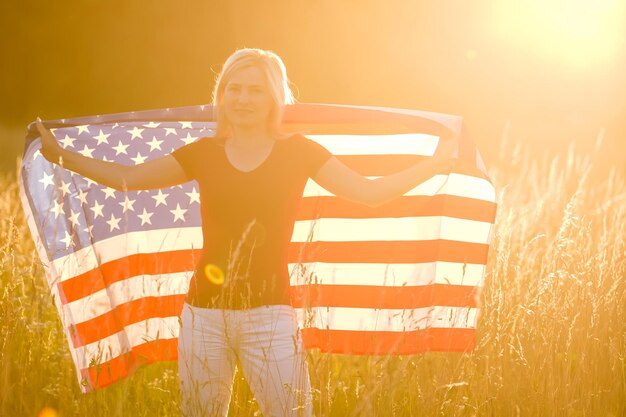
[171, 134, 333, 309]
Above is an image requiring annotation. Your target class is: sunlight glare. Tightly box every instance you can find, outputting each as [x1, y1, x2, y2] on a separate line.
[491, 0, 625, 71]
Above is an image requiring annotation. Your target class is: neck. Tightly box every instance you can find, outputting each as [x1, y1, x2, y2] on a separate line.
[230, 125, 273, 147]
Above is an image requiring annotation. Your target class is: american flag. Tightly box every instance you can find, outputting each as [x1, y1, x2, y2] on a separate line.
[19, 103, 496, 392]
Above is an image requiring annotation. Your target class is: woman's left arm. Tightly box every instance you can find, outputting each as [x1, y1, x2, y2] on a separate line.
[312, 138, 457, 208]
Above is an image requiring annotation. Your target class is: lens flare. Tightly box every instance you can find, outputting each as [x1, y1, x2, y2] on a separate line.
[204, 264, 225, 285]
[38, 407, 59, 417]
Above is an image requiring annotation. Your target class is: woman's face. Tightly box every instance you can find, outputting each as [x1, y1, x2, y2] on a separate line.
[222, 65, 274, 132]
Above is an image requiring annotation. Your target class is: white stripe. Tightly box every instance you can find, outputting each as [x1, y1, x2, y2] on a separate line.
[49, 180, 494, 281]
[74, 306, 478, 369]
[288, 262, 485, 287]
[331, 103, 463, 130]
[20, 166, 87, 384]
[63, 273, 192, 324]
[296, 306, 478, 332]
[51, 227, 203, 281]
[307, 134, 439, 155]
[75, 316, 180, 370]
[303, 173, 496, 202]
[291, 216, 492, 244]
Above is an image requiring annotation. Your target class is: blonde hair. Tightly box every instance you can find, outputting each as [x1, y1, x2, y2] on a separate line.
[212, 48, 294, 138]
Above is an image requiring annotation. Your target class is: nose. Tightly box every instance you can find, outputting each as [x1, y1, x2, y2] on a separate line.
[237, 89, 251, 103]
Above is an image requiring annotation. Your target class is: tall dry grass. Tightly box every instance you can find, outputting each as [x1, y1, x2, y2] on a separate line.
[1, 137, 625, 416]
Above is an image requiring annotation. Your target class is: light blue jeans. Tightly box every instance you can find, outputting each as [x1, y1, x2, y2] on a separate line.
[178, 303, 312, 417]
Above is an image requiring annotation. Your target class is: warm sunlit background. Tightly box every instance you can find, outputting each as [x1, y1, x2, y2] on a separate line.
[0, 1, 624, 170]
[2, 2, 626, 416]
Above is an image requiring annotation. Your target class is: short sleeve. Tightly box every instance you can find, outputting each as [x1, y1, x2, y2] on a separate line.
[300, 136, 333, 177]
[170, 138, 207, 181]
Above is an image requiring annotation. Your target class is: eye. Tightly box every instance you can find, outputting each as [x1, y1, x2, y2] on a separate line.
[226, 84, 241, 93]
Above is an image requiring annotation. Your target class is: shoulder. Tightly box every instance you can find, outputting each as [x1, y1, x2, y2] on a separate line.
[275, 133, 316, 149]
[195, 136, 224, 147]
[277, 133, 333, 173]
[171, 136, 221, 161]
[180, 136, 222, 151]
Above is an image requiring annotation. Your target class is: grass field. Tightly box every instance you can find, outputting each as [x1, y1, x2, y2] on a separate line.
[1, 138, 625, 416]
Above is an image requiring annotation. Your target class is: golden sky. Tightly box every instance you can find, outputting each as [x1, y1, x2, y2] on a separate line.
[1, 1, 624, 165]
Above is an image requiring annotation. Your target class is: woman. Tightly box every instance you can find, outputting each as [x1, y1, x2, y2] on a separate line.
[36, 48, 457, 417]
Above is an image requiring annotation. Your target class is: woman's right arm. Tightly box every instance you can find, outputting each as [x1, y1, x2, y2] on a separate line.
[36, 119, 188, 191]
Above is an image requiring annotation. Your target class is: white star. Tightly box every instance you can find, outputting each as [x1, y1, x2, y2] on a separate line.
[112, 141, 129, 155]
[68, 210, 81, 227]
[59, 134, 76, 148]
[137, 208, 154, 225]
[146, 136, 163, 152]
[93, 129, 111, 145]
[180, 132, 198, 145]
[164, 127, 178, 136]
[127, 126, 144, 139]
[143, 122, 160, 128]
[152, 190, 169, 207]
[76, 125, 90, 135]
[130, 152, 148, 165]
[101, 155, 111, 162]
[106, 214, 121, 231]
[60, 231, 74, 249]
[186, 187, 200, 204]
[180, 121, 193, 129]
[90, 200, 104, 219]
[33, 149, 42, 160]
[77, 145, 95, 158]
[118, 195, 136, 213]
[102, 187, 117, 200]
[51, 200, 65, 218]
[170, 203, 187, 222]
[84, 177, 97, 187]
[58, 181, 71, 197]
[39, 172, 55, 190]
[83, 224, 94, 238]
[76, 189, 88, 205]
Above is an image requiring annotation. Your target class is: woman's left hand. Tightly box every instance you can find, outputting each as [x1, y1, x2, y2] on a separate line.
[433, 136, 458, 161]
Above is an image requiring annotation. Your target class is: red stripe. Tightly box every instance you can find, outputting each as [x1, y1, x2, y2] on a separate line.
[71, 294, 186, 348]
[80, 338, 178, 391]
[301, 327, 475, 354]
[335, 156, 490, 179]
[78, 327, 475, 390]
[450, 161, 490, 179]
[288, 240, 489, 264]
[284, 105, 452, 139]
[59, 249, 201, 304]
[336, 155, 427, 176]
[283, 121, 418, 135]
[290, 284, 479, 309]
[297, 194, 496, 222]
[71, 284, 477, 348]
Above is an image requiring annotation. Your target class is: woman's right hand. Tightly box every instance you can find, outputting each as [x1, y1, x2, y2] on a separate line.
[32, 117, 188, 191]
[35, 117, 63, 164]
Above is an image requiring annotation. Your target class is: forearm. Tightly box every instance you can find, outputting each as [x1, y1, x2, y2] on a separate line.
[314, 134, 457, 208]
[363, 157, 450, 207]
[55, 147, 132, 191]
